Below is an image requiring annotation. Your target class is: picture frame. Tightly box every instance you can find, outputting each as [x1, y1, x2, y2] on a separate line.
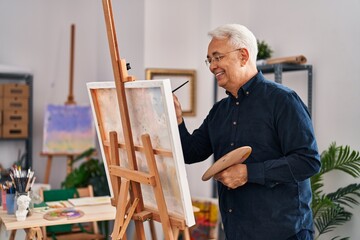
[146, 68, 196, 116]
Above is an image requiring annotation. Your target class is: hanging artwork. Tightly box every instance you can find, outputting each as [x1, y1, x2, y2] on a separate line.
[42, 104, 96, 153]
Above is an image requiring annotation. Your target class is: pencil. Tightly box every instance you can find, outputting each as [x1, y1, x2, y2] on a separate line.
[172, 80, 189, 93]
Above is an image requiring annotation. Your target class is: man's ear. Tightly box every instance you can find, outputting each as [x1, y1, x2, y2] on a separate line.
[239, 48, 250, 66]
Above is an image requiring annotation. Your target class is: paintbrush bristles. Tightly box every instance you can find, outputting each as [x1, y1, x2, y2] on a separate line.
[9, 166, 36, 193]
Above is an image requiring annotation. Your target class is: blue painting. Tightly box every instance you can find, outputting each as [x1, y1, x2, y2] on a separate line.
[42, 104, 95, 153]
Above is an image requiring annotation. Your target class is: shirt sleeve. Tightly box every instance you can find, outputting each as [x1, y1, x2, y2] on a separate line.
[178, 119, 213, 164]
[246, 91, 321, 187]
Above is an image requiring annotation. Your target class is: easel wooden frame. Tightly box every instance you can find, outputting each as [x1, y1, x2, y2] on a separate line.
[40, 151, 95, 184]
[40, 152, 78, 184]
[96, 0, 193, 239]
[41, 24, 85, 183]
[65, 24, 77, 106]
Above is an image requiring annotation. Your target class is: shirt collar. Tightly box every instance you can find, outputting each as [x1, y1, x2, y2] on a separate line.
[225, 71, 264, 98]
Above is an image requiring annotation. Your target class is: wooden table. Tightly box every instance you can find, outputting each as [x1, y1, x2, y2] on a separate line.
[0, 203, 116, 240]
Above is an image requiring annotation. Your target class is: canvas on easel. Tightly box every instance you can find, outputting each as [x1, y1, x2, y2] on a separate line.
[42, 104, 95, 153]
[87, 80, 195, 227]
[41, 104, 96, 183]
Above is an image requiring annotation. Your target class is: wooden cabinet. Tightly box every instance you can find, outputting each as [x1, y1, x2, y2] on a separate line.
[0, 71, 33, 169]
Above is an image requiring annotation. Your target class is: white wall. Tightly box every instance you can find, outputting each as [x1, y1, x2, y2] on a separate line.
[1, 0, 360, 239]
[0, 0, 144, 187]
[0, 0, 100, 186]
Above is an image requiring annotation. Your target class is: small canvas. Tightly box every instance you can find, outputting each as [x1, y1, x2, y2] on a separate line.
[42, 104, 96, 153]
[87, 79, 195, 226]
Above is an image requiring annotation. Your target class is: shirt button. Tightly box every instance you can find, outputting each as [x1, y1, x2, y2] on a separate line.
[233, 121, 237, 125]
[228, 209, 233, 213]
[246, 91, 249, 95]
[236, 102, 239, 105]
[230, 143, 234, 146]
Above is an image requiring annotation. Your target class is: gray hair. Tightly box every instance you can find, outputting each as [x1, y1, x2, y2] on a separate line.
[208, 24, 258, 64]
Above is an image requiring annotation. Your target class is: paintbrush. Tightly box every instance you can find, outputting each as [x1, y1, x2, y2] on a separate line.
[172, 80, 189, 93]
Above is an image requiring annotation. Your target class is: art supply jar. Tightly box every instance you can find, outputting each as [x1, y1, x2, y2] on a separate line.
[6, 192, 15, 215]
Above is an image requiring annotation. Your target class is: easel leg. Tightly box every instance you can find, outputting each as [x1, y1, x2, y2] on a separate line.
[149, 220, 157, 240]
[111, 179, 130, 239]
[141, 134, 174, 240]
[182, 227, 191, 240]
[117, 198, 139, 239]
[9, 230, 16, 240]
[132, 220, 157, 240]
[25, 227, 43, 240]
[172, 228, 179, 239]
[172, 227, 190, 240]
[108, 131, 146, 240]
[44, 156, 53, 184]
[111, 179, 144, 240]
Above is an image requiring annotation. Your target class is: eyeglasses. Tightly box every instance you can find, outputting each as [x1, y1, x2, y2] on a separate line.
[205, 48, 241, 67]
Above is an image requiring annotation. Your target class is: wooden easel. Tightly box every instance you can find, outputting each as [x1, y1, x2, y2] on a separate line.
[65, 23, 77, 106]
[41, 24, 79, 184]
[100, 0, 191, 239]
[40, 150, 95, 184]
[40, 152, 77, 184]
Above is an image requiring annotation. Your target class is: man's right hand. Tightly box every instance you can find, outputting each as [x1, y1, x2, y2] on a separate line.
[173, 94, 183, 124]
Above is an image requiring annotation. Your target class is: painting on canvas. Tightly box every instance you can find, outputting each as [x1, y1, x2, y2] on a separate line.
[42, 104, 96, 153]
[87, 79, 195, 226]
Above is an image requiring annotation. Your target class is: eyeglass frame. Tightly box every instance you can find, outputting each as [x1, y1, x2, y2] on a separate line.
[205, 48, 242, 67]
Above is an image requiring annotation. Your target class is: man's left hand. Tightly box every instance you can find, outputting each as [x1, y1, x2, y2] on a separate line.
[214, 164, 248, 189]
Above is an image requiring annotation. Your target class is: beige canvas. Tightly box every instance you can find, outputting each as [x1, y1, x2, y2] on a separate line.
[86, 79, 195, 226]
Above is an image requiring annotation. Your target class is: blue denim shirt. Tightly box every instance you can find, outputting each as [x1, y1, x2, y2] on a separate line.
[179, 72, 320, 240]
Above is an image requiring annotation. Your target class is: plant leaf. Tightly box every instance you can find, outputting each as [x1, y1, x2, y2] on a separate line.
[61, 148, 110, 196]
[319, 143, 360, 177]
[327, 183, 360, 208]
[314, 204, 351, 236]
[312, 142, 360, 239]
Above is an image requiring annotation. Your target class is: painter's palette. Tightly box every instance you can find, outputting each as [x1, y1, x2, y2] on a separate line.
[202, 146, 252, 181]
[43, 209, 84, 221]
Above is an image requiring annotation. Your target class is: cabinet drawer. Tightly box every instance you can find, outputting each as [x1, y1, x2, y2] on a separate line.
[2, 123, 28, 138]
[3, 97, 28, 110]
[3, 83, 29, 98]
[3, 110, 28, 124]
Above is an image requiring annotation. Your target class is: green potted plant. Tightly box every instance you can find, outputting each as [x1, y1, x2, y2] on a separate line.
[61, 148, 110, 197]
[257, 39, 273, 60]
[311, 142, 360, 240]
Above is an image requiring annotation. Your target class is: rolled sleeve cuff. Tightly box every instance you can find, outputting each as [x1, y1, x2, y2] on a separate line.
[246, 162, 265, 185]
